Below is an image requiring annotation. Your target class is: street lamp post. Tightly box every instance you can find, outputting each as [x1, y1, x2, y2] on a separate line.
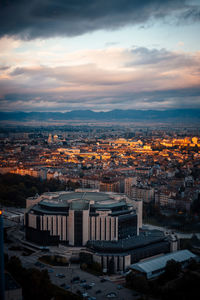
[0, 210, 5, 300]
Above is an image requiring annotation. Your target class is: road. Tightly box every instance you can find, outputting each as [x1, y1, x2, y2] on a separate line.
[143, 223, 200, 239]
[4, 238, 137, 300]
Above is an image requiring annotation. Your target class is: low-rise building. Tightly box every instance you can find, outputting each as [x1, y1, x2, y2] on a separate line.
[129, 249, 197, 279]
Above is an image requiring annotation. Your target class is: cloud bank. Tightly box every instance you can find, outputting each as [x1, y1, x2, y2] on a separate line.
[0, 0, 199, 39]
[0, 1, 199, 112]
[0, 45, 199, 111]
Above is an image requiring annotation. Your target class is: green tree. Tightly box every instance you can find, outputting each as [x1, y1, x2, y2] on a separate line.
[91, 261, 102, 273]
[126, 272, 149, 293]
[163, 259, 181, 280]
[79, 252, 93, 265]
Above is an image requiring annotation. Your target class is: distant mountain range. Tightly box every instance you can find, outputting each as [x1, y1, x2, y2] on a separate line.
[0, 109, 200, 122]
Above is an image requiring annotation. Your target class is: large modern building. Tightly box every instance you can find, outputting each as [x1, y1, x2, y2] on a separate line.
[25, 191, 140, 247]
[88, 229, 174, 273]
[25, 190, 178, 273]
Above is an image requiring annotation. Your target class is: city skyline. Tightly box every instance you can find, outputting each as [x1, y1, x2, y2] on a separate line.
[0, 0, 200, 112]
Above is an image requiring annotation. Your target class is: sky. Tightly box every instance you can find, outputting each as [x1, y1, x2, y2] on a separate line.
[0, 0, 200, 112]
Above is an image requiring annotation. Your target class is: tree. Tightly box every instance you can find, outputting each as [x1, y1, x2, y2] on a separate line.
[163, 259, 181, 280]
[0, 173, 69, 208]
[5, 256, 53, 300]
[79, 252, 93, 265]
[187, 259, 200, 271]
[126, 272, 149, 293]
[66, 180, 80, 191]
[80, 263, 87, 270]
[91, 262, 102, 273]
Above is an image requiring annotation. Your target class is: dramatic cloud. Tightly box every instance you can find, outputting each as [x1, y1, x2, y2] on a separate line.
[0, 0, 199, 39]
[0, 1, 199, 112]
[0, 45, 199, 111]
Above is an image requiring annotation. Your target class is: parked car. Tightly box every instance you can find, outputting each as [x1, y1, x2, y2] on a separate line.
[89, 282, 95, 287]
[65, 285, 70, 290]
[48, 269, 54, 273]
[71, 276, 80, 283]
[73, 276, 80, 281]
[106, 292, 117, 298]
[34, 261, 44, 268]
[56, 273, 65, 278]
[80, 282, 87, 287]
[60, 283, 65, 287]
[84, 284, 92, 290]
[82, 293, 88, 298]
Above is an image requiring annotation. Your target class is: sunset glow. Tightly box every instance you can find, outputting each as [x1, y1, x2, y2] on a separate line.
[0, 0, 199, 112]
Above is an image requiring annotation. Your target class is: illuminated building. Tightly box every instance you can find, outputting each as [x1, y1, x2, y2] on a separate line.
[24, 191, 176, 273]
[53, 134, 58, 143]
[47, 134, 52, 144]
[25, 191, 138, 246]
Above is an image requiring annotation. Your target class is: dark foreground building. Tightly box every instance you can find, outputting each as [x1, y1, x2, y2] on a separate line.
[86, 229, 175, 272]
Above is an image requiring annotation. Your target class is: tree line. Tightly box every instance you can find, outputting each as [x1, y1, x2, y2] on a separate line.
[5, 255, 81, 300]
[0, 173, 67, 207]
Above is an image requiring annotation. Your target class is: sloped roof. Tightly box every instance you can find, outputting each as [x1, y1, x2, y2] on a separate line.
[130, 250, 196, 274]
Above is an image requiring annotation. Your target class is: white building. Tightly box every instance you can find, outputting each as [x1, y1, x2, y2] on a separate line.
[25, 191, 138, 246]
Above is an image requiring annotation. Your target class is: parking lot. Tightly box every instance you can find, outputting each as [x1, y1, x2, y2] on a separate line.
[47, 264, 134, 300]
[4, 226, 139, 300]
[5, 244, 138, 300]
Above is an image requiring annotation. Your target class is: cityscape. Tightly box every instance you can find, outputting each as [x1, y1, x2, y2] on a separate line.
[1, 1, 200, 300]
[1, 124, 200, 300]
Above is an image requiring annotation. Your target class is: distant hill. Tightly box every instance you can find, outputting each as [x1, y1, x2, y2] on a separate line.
[0, 109, 200, 122]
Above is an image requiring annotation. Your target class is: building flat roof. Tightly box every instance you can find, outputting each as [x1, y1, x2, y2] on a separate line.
[70, 200, 89, 210]
[92, 200, 126, 209]
[36, 191, 125, 204]
[29, 191, 129, 212]
[87, 230, 165, 252]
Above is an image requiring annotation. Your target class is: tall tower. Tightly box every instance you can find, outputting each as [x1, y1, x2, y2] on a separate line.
[47, 134, 52, 144]
[0, 210, 5, 300]
[53, 134, 58, 143]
